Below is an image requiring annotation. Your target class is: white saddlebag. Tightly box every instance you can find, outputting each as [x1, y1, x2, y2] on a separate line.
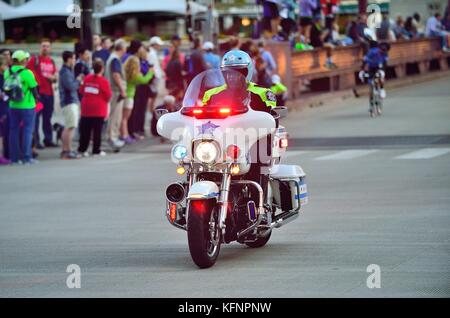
[270, 165, 308, 212]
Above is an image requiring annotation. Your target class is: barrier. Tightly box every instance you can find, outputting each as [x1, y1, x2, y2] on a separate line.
[267, 38, 450, 99]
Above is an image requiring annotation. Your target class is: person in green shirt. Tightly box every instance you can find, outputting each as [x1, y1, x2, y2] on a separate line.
[271, 74, 288, 106]
[121, 56, 154, 143]
[4, 50, 40, 164]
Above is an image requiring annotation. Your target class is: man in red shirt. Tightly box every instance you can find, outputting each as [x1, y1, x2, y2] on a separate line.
[27, 40, 58, 148]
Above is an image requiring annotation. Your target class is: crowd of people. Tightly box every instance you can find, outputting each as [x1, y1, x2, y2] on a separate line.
[256, 1, 450, 60]
[0, 33, 286, 166]
[1, 1, 450, 166]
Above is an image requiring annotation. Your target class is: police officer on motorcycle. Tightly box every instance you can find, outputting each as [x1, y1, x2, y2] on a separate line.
[202, 50, 278, 113]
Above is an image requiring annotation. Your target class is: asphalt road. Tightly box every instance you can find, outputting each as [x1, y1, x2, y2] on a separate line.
[0, 77, 449, 297]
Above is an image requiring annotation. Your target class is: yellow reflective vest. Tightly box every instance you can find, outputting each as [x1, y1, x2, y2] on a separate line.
[201, 82, 277, 108]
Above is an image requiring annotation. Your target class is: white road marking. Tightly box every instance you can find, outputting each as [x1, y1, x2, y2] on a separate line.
[395, 148, 450, 160]
[315, 150, 379, 161]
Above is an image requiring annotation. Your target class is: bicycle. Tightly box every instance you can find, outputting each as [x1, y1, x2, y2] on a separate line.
[360, 70, 384, 118]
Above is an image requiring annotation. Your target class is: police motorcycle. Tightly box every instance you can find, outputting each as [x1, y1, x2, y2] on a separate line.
[157, 55, 308, 269]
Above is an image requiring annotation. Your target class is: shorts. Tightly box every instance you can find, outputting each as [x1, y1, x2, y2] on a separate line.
[265, 2, 279, 19]
[62, 103, 80, 129]
[300, 17, 312, 27]
[124, 98, 134, 110]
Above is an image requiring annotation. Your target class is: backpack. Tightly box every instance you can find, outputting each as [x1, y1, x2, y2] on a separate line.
[3, 67, 25, 102]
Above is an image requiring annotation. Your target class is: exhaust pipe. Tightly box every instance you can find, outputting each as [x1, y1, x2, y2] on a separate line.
[166, 183, 186, 203]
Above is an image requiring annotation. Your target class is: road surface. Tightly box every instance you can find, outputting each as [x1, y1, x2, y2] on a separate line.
[1, 77, 449, 297]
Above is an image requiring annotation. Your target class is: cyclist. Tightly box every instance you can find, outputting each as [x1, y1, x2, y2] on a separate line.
[359, 39, 389, 99]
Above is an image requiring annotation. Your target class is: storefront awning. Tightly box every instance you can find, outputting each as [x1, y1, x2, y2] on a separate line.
[98, 0, 208, 18]
[2, 0, 75, 20]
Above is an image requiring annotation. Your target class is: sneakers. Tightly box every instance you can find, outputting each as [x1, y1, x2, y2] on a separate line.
[0, 157, 11, 165]
[380, 89, 386, 99]
[81, 152, 90, 158]
[60, 151, 81, 160]
[109, 139, 125, 150]
[93, 151, 107, 157]
[122, 136, 136, 145]
[24, 159, 39, 165]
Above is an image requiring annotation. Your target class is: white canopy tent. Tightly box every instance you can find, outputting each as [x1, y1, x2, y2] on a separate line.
[0, 1, 13, 42]
[2, 0, 75, 20]
[97, 0, 208, 18]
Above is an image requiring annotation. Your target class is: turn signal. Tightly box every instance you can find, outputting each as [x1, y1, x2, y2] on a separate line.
[230, 164, 240, 175]
[280, 138, 289, 149]
[226, 145, 241, 160]
[176, 166, 186, 175]
[169, 203, 177, 222]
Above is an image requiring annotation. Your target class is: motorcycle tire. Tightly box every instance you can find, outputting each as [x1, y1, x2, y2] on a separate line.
[187, 199, 221, 268]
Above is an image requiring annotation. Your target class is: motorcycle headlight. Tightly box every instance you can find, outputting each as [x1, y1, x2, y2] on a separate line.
[195, 142, 219, 164]
[172, 145, 188, 160]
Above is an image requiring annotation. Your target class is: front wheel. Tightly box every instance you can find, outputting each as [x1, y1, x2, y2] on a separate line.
[187, 199, 221, 268]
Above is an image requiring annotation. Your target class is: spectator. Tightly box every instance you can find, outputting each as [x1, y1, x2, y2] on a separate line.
[122, 56, 154, 144]
[147, 36, 165, 126]
[426, 13, 450, 51]
[412, 12, 425, 36]
[150, 95, 176, 138]
[78, 59, 112, 157]
[93, 37, 113, 64]
[27, 40, 58, 149]
[299, 0, 319, 44]
[59, 51, 82, 160]
[271, 74, 288, 106]
[105, 39, 127, 151]
[257, 0, 281, 36]
[404, 16, 418, 39]
[162, 35, 185, 71]
[280, 0, 298, 37]
[203, 42, 221, 69]
[377, 14, 395, 41]
[184, 38, 208, 85]
[258, 41, 278, 75]
[125, 40, 153, 141]
[322, 0, 340, 29]
[255, 56, 273, 88]
[309, 16, 336, 68]
[92, 34, 102, 52]
[74, 46, 91, 88]
[0, 49, 12, 66]
[165, 49, 185, 102]
[443, 11, 450, 32]
[0, 54, 11, 164]
[4, 51, 39, 165]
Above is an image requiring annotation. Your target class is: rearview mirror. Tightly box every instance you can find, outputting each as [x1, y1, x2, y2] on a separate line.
[273, 106, 288, 119]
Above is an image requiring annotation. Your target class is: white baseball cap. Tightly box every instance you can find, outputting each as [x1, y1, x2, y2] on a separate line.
[271, 74, 281, 84]
[150, 36, 164, 46]
[202, 41, 214, 50]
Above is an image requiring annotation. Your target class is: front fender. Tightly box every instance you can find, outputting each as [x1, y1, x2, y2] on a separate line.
[187, 181, 220, 200]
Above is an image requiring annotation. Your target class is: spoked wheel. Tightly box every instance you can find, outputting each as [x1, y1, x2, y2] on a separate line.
[187, 199, 221, 268]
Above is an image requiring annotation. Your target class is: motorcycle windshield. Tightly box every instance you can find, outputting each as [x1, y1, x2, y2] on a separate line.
[182, 69, 250, 117]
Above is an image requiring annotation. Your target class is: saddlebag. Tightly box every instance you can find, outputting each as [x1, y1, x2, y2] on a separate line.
[270, 165, 308, 212]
